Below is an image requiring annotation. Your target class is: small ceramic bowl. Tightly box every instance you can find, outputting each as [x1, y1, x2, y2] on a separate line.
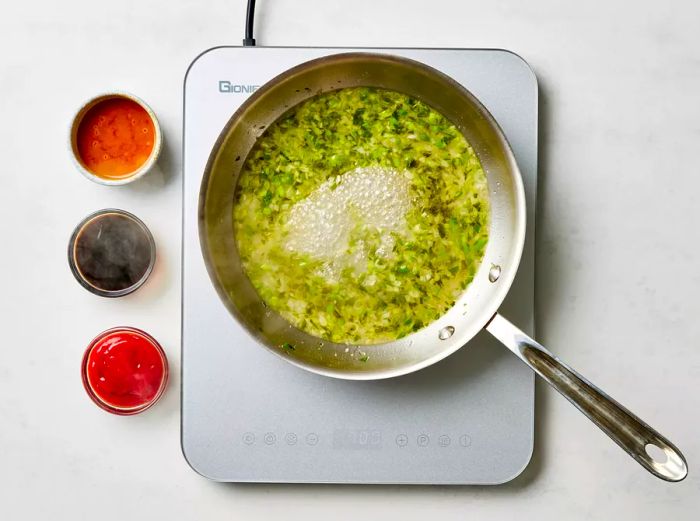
[69, 92, 163, 186]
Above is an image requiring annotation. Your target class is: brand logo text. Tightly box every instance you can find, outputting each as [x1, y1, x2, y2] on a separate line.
[218, 81, 260, 93]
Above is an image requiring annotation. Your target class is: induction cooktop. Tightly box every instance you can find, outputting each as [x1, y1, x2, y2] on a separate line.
[182, 46, 537, 484]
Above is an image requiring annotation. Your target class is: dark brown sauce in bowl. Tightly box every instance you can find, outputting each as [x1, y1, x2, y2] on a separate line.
[68, 209, 155, 297]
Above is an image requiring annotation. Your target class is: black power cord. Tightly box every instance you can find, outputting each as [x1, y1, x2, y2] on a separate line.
[243, 0, 257, 46]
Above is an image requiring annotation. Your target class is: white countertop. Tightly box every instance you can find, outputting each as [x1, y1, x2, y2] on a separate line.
[1, 0, 699, 518]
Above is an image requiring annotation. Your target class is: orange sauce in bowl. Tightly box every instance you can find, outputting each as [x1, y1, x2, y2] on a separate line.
[76, 97, 155, 180]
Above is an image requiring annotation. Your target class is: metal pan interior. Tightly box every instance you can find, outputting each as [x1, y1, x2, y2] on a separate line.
[199, 52, 526, 379]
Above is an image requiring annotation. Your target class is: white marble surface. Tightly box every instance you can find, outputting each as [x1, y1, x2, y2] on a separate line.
[1, 0, 699, 519]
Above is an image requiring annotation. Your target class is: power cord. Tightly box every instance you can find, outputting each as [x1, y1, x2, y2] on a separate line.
[243, 0, 257, 46]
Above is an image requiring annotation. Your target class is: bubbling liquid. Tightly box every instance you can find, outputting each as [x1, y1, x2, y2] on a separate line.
[233, 87, 490, 345]
[285, 166, 412, 280]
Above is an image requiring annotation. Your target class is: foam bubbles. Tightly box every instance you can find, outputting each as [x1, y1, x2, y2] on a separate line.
[285, 166, 412, 280]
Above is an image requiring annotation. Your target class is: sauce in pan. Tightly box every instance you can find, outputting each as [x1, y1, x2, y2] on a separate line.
[234, 87, 490, 345]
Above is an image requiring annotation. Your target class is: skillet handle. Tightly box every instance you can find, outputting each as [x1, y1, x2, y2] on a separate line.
[485, 313, 688, 482]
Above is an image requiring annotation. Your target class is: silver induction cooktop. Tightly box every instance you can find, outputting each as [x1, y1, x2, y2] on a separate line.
[182, 47, 537, 484]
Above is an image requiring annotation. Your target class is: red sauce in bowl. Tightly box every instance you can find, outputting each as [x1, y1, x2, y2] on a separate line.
[76, 97, 156, 180]
[82, 328, 168, 414]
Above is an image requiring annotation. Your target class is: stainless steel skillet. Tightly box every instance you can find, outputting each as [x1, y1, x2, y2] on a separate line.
[199, 52, 687, 481]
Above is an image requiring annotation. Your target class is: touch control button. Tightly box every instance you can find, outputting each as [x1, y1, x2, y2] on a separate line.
[242, 432, 255, 445]
[264, 432, 276, 445]
[396, 434, 408, 447]
[285, 433, 298, 445]
[306, 433, 319, 446]
[459, 434, 472, 447]
[417, 434, 429, 447]
[438, 435, 451, 447]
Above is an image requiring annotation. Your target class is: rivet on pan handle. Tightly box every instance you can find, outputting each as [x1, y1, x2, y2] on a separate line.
[486, 313, 688, 482]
